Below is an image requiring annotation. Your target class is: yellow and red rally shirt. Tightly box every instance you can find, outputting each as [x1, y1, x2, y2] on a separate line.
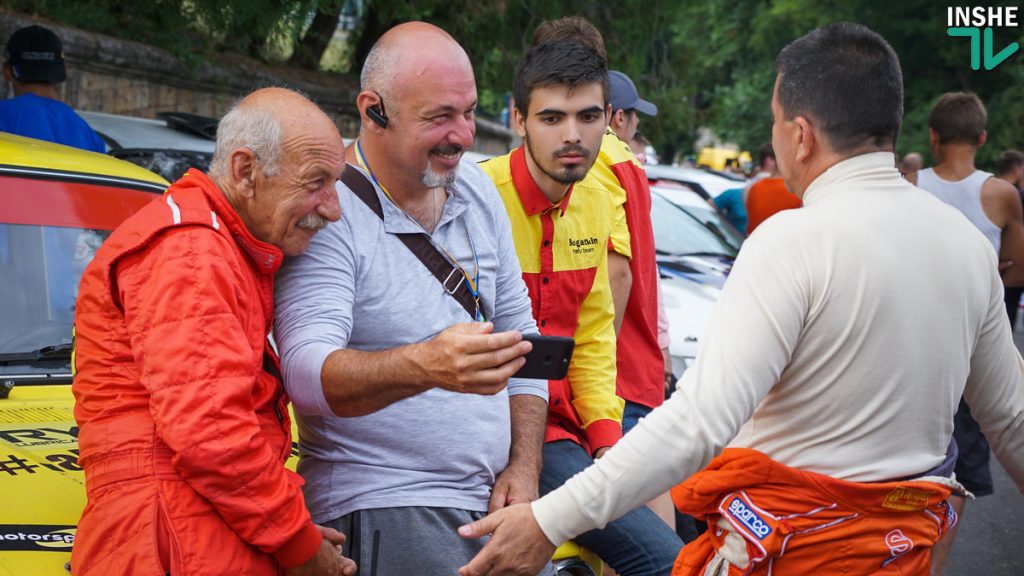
[481, 146, 627, 453]
[583, 129, 665, 409]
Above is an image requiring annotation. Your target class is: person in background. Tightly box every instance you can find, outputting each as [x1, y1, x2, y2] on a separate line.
[996, 149, 1024, 192]
[741, 142, 776, 205]
[916, 94, 1024, 575]
[628, 132, 650, 166]
[744, 141, 800, 234]
[72, 88, 354, 576]
[996, 149, 1024, 328]
[899, 151, 924, 180]
[457, 22, 1024, 576]
[711, 186, 748, 236]
[0, 24, 104, 152]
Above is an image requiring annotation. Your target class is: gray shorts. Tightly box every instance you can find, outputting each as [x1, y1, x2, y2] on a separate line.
[325, 506, 556, 576]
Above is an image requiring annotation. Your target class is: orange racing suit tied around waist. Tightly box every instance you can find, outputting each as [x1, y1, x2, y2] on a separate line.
[670, 448, 964, 575]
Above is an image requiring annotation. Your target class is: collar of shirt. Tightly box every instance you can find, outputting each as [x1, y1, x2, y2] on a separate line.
[186, 169, 284, 274]
[347, 164, 469, 235]
[802, 151, 900, 205]
[510, 145, 574, 217]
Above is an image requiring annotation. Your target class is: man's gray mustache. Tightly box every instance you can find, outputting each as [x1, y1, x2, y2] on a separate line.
[297, 213, 329, 231]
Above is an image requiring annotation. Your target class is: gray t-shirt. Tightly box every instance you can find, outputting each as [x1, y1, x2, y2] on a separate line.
[274, 159, 544, 522]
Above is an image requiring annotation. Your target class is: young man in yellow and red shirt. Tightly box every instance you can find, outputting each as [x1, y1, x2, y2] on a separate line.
[479, 39, 681, 575]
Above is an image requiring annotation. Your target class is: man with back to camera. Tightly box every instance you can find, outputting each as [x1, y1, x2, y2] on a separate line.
[458, 22, 1024, 575]
[72, 88, 355, 576]
[0, 24, 104, 152]
[479, 40, 682, 575]
[272, 22, 552, 574]
[914, 92, 1024, 575]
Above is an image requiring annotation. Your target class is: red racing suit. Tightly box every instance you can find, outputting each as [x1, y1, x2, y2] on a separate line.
[670, 448, 960, 575]
[71, 170, 321, 575]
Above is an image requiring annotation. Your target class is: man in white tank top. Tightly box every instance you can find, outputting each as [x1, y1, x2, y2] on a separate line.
[914, 91, 1024, 576]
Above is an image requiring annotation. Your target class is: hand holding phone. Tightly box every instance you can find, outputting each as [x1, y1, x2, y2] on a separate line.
[512, 334, 575, 380]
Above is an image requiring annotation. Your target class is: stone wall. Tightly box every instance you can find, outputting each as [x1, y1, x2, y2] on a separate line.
[0, 11, 513, 155]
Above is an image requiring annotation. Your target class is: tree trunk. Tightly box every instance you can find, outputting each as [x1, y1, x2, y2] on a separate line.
[351, 2, 396, 75]
[289, 1, 345, 70]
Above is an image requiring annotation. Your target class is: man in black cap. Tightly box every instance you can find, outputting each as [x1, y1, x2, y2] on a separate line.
[1, 24, 105, 152]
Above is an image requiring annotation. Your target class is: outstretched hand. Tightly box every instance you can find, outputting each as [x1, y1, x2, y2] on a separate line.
[457, 503, 555, 576]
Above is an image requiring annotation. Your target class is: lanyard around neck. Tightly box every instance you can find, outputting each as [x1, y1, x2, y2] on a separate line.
[354, 140, 483, 320]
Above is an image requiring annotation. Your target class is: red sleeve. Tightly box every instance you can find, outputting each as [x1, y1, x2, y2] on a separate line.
[117, 226, 319, 565]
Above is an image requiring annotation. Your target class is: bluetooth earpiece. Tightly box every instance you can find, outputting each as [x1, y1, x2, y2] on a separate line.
[366, 99, 389, 129]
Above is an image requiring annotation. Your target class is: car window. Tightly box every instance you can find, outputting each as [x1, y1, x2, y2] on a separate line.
[678, 202, 744, 251]
[651, 193, 737, 258]
[112, 149, 212, 182]
[0, 224, 107, 353]
[0, 172, 157, 378]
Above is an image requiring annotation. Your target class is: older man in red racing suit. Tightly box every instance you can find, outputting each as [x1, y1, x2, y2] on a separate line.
[71, 88, 353, 576]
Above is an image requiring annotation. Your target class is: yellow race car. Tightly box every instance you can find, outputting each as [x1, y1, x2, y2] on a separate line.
[0, 134, 165, 575]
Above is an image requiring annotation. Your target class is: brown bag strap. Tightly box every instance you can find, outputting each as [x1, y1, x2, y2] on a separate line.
[341, 166, 480, 320]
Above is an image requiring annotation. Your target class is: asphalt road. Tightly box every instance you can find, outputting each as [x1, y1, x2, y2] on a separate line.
[943, 328, 1024, 575]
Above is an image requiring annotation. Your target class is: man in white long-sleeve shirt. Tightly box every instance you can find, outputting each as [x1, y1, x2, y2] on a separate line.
[458, 22, 1024, 576]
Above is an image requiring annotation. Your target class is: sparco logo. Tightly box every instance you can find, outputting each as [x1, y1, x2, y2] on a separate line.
[727, 497, 772, 540]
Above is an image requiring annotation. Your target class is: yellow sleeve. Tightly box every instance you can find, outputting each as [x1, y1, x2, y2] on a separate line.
[567, 243, 624, 450]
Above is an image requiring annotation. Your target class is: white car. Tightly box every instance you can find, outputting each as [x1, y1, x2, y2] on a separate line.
[79, 110, 216, 181]
[645, 163, 746, 198]
[650, 187, 736, 378]
[651, 182, 744, 252]
[660, 274, 719, 377]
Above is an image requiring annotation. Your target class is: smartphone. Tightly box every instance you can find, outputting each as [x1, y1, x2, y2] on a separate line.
[513, 334, 575, 380]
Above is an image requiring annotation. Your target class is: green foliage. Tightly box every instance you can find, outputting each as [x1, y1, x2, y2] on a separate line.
[6, 0, 331, 62]
[350, 0, 699, 157]
[6, 0, 202, 56]
[10, 0, 1023, 162]
[667, 0, 1024, 162]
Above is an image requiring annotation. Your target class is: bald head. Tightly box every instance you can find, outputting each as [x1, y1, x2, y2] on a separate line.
[899, 152, 923, 174]
[360, 22, 473, 111]
[211, 87, 341, 179]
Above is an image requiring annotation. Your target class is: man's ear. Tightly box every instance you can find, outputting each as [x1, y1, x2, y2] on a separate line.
[356, 90, 386, 132]
[2, 62, 13, 84]
[794, 116, 815, 164]
[978, 129, 988, 147]
[607, 105, 618, 130]
[512, 106, 527, 139]
[229, 148, 258, 200]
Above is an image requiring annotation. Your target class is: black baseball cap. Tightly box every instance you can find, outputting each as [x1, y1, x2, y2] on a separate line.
[609, 70, 657, 116]
[4, 25, 67, 84]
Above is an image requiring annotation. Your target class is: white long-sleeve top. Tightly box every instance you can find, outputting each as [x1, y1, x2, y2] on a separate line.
[533, 152, 1024, 545]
